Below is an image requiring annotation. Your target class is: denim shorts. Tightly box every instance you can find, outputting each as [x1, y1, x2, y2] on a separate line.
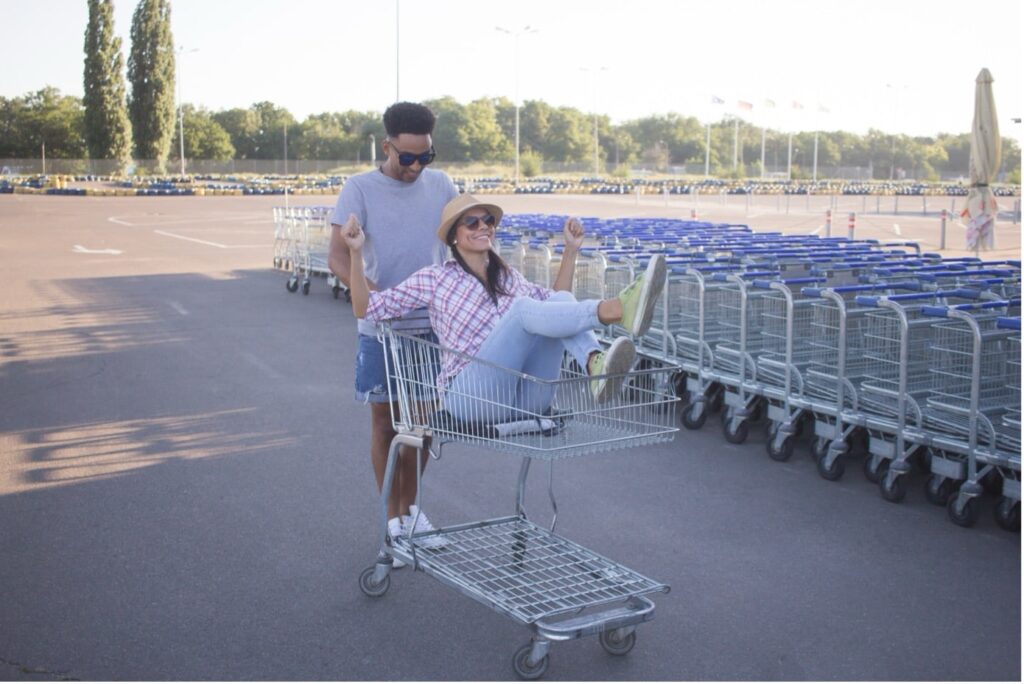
[354, 331, 439, 404]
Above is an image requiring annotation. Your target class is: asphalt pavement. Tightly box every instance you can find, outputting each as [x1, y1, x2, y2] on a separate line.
[0, 194, 1019, 681]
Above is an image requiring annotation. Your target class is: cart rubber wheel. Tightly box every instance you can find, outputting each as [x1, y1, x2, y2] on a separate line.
[947, 495, 980, 528]
[767, 434, 795, 462]
[994, 497, 1021, 532]
[925, 475, 956, 506]
[880, 470, 908, 503]
[273, 257, 281, 268]
[722, 415, 749, 444]
[286, 277, 299, 293]
[599, 629, 636, 656]
[681, 402, 707, 430]
[512, 644, 549, 680]
[810, 436, 829, 461]
[816, 451, 845, 481]
[358, 566, 390, 598]
[332, 285, 340, 299]
[863, 456, 887, 484]
[301, 280, 311, 295]
[344, 290, 352, 302]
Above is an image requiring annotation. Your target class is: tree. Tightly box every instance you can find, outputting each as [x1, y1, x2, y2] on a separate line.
[128, 0, 176, 171]
[83, 0, 133, 169]
[176, 105, 233, 160]
[0, 88, 86, 158]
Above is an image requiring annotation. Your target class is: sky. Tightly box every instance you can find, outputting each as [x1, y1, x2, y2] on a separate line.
[2, 0, 1022, 140]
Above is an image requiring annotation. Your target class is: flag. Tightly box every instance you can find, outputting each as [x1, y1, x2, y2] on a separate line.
[711, 95, 725, 105]
[792, 100, 804, 110]
[764, 99, 776, 108]
[737, 100, 753, 111]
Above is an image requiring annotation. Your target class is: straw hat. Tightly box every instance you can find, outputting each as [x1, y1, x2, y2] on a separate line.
[436, 193, 503, 244]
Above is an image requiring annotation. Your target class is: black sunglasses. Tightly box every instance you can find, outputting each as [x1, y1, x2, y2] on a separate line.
[460, 213, 497, 231]
[390, 143, 436, 167]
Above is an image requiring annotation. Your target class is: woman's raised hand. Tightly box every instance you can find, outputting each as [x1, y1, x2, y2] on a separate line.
[341, 213, 365, 251]
[563, 216, 584, 251]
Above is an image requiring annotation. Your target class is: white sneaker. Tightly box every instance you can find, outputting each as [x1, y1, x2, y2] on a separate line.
[402, 505, 446, 550]
[386, 516, 407, 569]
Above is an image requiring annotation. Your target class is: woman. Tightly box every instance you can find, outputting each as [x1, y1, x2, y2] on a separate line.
[341, 193, 666, 423]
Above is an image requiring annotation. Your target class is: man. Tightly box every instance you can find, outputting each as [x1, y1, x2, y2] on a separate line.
[328, 102, 457, 566]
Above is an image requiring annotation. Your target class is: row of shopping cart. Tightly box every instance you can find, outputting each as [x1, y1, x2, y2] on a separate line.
[272, 205, 349, 299]
[497, 215, 1021, 532]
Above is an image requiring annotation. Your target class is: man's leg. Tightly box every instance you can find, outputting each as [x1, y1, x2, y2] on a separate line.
[370, 402, 429, 520]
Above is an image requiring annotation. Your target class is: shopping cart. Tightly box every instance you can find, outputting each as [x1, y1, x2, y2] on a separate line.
[278, 206, 348, 298]
[357, 324, 679, 679]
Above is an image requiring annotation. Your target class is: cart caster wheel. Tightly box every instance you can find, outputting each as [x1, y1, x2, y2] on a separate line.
[358, 566, 390, 597]
[880, 470, 907, 503]
[286, 277, 299, 293]
[599, 629, 636, 656]
[809, 436, 828, 461]
[512, 644, 549, 680]
[344, 290, 352, 302]
[925, 474, 956, 506]
[994, 496, 1020, 532]
[332, 284, 340, 299]
[681, 402, 707, 430]
[301, 280, 311, 295]
[722, 415, 749, 444]
[273, 257, 281, 268]
[817, 451, 845, 481]
[767, 434, 795, 462]
[947, 495, 980, 528]
[863, 456, 887, 484]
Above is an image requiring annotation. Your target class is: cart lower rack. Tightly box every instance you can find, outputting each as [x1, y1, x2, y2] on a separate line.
[358, 325, 679, 679]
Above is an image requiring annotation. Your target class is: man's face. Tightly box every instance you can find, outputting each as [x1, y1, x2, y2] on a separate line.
[382, 133, 433, 183]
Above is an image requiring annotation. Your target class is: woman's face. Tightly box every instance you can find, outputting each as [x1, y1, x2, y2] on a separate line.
[453, 207, 496, 255]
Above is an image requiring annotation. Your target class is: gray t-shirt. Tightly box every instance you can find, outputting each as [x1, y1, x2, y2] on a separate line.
[330, 167, 458, 335]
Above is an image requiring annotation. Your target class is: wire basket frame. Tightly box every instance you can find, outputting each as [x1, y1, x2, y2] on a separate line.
[381, 325, 680, 460]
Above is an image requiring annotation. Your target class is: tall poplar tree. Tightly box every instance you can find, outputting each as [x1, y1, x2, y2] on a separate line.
[128, 0, 175, 172]
[83, 0, 133, 170]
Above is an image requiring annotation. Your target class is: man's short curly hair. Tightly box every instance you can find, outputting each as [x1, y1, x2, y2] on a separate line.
[383, 102, 437, 137]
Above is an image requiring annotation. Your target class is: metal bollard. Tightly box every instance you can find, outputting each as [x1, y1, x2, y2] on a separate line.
[847, 212, 856, 240]
[825, 209, 833, 238]
[922, 195, 927, 215]
[940, 209, 947, 250]
[691, 208, 699, 220]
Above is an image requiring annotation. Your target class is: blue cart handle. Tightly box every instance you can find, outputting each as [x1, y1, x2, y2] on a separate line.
[922, 300, 1016, 316]
[997, 317, 1021, 330]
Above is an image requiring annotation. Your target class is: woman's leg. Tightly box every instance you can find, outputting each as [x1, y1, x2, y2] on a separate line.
[447, 292, 602, 422]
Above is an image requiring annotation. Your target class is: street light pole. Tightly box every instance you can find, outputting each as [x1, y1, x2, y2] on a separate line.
[580, 66, 608, 176]
[176, 46, 198, 176]
[496, 25, 537, 186]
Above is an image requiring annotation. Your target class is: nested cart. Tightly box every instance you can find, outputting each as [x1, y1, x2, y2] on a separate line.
[357, 324, 679, 679]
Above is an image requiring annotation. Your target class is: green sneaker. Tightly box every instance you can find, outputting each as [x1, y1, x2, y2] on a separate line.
[618, 254, 667, 337]
[588, 337, 636, 403]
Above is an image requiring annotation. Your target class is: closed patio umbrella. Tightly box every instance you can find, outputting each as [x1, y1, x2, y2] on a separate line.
[962, 68, 1001, 252]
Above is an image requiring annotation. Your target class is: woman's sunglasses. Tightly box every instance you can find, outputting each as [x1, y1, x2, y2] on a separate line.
[392, 145, 436, 167]
[460, 214, 497, 231]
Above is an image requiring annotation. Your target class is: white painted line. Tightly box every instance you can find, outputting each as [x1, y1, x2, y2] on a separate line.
[73, 244, 123, 255]
[153, 229, 229, 248]
[167, 300, 189, 316]
[893, 223, 902, 236]
[241, 352, 284, 381]
[107, 216, 134, 226]
[810, 226, 822, 235]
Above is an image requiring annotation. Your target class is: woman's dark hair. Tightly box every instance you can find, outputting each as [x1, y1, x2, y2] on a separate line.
[383, 102, 436, 137]
[445, 222, 512, 306]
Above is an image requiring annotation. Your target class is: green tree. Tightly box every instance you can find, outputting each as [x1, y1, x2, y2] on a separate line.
[128, 0, 176, 171]
[83, 0, 133, 169]
[212, 107, 260, 158]
[176, 105, 233, 159]
[0, 88, 86, 158]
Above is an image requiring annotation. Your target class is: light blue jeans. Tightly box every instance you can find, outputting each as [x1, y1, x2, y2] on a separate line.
[446, 291, 602, 423]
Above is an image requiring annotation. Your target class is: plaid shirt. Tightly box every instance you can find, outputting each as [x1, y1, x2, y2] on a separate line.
[365, 260, 551, 388]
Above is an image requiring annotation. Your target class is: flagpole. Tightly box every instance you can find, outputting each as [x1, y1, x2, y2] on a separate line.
[733, 117, 739, 171]
[705, 122, 711, 177]
[813, 131, 819, 182]
[760, 127, 766, 179]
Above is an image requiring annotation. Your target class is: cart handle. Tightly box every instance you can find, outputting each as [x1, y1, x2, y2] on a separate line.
[753, 277, 826, 289]
[922, 300, 1018, 317]
[855, 289, 982, 307]
[801, 282, 921, 298]
[997, 317, 1021, 330]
